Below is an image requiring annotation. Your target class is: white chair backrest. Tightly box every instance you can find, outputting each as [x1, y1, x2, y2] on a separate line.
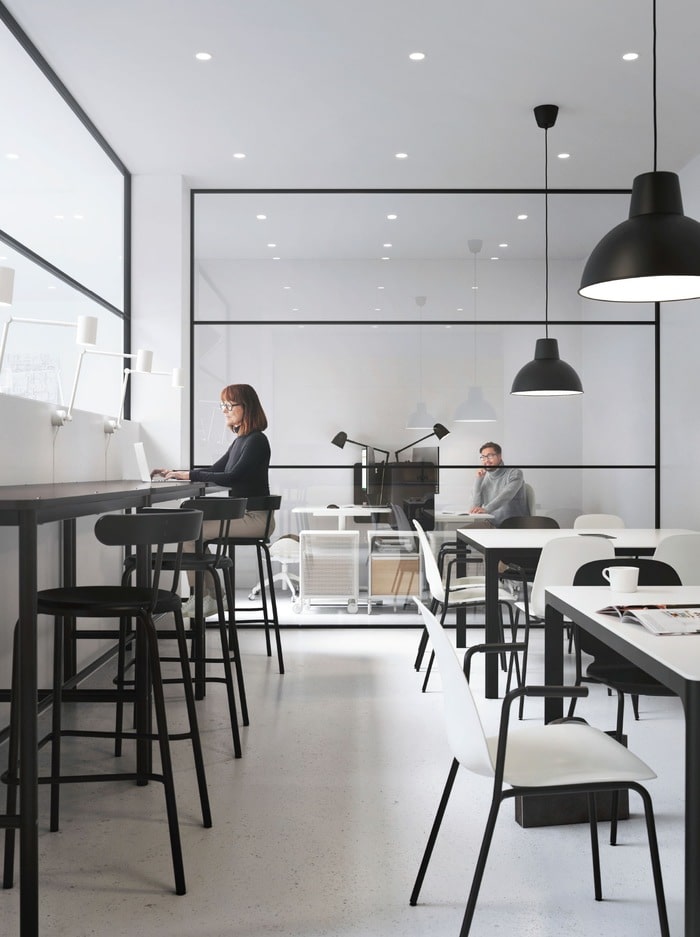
[654, 533, 700, 585]
[530, 535, 615, 618]
[573, 513, 626, 529]
[413, 520, 446, 604]
[416, 599, 494, 777]
[524, 483, 536, 515]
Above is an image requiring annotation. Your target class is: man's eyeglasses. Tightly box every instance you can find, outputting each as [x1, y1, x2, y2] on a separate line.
[479, 453, 498, 461]
[219, 402, 242, 412]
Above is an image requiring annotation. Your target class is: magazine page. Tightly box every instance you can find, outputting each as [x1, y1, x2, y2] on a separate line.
[599, 604, 700, 635]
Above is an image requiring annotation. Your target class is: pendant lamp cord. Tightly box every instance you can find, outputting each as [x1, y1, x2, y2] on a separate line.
[544, 124, 550, 338]
[472, 250, 478, 380]
[652, 0, 657, 171]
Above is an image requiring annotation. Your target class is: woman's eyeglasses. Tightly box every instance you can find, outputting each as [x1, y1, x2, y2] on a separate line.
[219, 402, 242, 413]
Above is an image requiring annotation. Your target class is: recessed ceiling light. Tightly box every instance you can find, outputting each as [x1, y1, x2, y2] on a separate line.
[377, 285, 385, 290]
[272, 256, 280, 260]
[622, 52, 639, 61]
[409, 51, 426, 60]
[256, 214, 267, 220]
[558, 152, 571, 159]
[283, 285, 291, 290]
[517, 214, 528, 220]
[292, 307, 299, 312]
[233, 152, 246, 159]
[490, 256, 499, 261]
[267, 243, 276, 248]
[499, 242, 508, 248]
[381, 256, 390, 261]
[195, 52, 212, 61]
[73, 214, 84, 220]
[386, 214, 397, 220]
[457, 307, 464, 312]
[395, 152, 408, 159]
[383, 243, 392, 248]
[374, 307, 381, 312]
[54, 214, 64, 220]
[5, 153, 19, 160]
[471, 285, 479, 291]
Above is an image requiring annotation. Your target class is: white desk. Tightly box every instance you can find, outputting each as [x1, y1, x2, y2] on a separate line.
[544, 584, 700, 937]
[433, 510, 493, 529]
[292, 505, 391, 530]
[457, 527, 696, 698]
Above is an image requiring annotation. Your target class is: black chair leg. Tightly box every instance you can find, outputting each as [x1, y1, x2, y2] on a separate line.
[172, 608, 213, 825]
[143, 613, 188, 895]
[587, 793, 602, 900]
[634, 782, 671, 937]
[49, 617, 64, 833]
[210, 574, 243, 758]
[421, 651, 435, 692]
[222, 566, 249, 726]
[414, 627, 429, 670]
[261, 543, 284, 674]
[459, 796, 503, 937]
[410, 758, 459, 906]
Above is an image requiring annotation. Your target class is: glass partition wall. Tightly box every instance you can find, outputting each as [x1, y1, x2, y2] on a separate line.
[0, 5, 129, 416]
[191, 190, 657, 538]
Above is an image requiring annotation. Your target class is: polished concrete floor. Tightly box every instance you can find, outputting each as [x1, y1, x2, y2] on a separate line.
[0, 598, 685, 936]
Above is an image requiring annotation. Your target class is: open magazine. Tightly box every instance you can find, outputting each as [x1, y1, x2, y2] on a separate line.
[598, 603, 700, 636]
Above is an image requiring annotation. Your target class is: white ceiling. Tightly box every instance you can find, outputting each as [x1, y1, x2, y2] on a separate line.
[4, 0, 700, 264]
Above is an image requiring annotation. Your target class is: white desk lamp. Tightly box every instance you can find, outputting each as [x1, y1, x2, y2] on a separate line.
[53, 347, 153, 427]
[103, 363, 184, 434]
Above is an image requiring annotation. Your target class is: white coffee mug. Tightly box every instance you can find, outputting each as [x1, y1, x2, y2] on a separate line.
[602, 566, 639, 592]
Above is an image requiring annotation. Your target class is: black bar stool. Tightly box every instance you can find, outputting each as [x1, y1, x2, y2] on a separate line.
[120, 497, 249, 758]
[208, 495, 284, 674]
[3, 508, 209, 897]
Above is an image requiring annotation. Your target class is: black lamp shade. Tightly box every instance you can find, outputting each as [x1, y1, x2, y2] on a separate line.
[510, 338, 583, 396]
[331, 432, 348, 448]
[579, 171, 700, 302]
[433, 422, 450, 440]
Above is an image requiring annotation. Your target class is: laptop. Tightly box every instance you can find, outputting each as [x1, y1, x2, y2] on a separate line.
[133, 442, 183, 484]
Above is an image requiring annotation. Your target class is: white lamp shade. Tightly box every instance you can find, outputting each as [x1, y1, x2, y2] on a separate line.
[453, 386, 498, 422]
[76, 315, 98, 346]
[171, 366, 184, 388]
[406, 401, 436, 429]
[0, 267, 15, 307]
[134, 348, 153, 372]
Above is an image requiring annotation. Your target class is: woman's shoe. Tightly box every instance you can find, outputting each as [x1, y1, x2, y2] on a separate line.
[181, 593, 220, 619]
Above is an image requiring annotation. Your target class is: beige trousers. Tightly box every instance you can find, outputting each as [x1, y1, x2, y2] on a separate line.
[183, 510, 275, 593]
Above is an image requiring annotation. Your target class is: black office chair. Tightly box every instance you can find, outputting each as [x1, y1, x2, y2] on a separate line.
[3, 508, 209, 896]
[208, 495, 284, 674]
[120, 496, 249, 758]
[569, 557, 681, 845]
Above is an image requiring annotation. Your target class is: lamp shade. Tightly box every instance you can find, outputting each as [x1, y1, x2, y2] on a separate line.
[76, 315, 98, 346]
[432, 422, 450, 440]
[406, 401, 436, 429]
[453, 386, 497, 422]
[510, 338, 583, 396]
[579, 171, 700, 302]
[331, 431, 348, 449]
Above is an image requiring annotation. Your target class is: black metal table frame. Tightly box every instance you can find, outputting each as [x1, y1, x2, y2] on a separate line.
[0, 480, 205, 937]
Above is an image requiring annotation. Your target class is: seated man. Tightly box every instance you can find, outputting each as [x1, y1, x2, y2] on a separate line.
[470, 441, 528, 527]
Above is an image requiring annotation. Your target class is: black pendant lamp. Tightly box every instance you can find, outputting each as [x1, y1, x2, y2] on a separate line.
[579, 0, 700, 303]
[511, 105, 583, 397]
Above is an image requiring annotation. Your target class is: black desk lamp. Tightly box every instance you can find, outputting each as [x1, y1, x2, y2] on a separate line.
[331, 432, 389, 462]
[394, 423, 450, 461]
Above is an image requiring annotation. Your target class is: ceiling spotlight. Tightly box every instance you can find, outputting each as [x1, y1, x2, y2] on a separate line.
[409, 51, 426, 60]
[386, 214, 397, 220]
[517, 214, 528, 220]
[195, 52, 212, 61]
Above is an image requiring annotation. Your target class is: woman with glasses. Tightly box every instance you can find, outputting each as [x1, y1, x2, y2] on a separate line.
[154, 383, 272, 616]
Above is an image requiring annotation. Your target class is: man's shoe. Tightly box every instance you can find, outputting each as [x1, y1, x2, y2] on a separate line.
[181, 593, 220, 619]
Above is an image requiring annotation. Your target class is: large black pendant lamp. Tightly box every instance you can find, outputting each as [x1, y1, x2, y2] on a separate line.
[511, 105, 583, 396]
[579, 0, 700, 302]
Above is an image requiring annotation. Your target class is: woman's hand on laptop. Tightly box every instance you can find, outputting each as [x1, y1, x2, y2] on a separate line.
[150, 468, 190, 480]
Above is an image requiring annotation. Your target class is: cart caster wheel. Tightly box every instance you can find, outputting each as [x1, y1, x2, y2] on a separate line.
[291, 599, 302, 613]
[347, 599, 358, 614]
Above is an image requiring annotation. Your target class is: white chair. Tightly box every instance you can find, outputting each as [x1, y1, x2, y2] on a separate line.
[573, 513, 626, 528]
[409, 600, 670, 937]
[248, 534, 300, 600]
[506, 535, 615, 717]
[524, 482, 536, 515]
[413, 521, 517, 692]
[653, 532, 700, 584]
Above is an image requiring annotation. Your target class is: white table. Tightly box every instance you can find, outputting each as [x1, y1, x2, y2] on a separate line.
[544, 584, 700, 937]
[292, 505, 391, 530]
[457, 527, 696, 698]
[433, 510, 494, 529]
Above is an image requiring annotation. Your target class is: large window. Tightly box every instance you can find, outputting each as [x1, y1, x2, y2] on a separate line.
[191, 190, 657, 532]
[0, 5, 129, 415]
